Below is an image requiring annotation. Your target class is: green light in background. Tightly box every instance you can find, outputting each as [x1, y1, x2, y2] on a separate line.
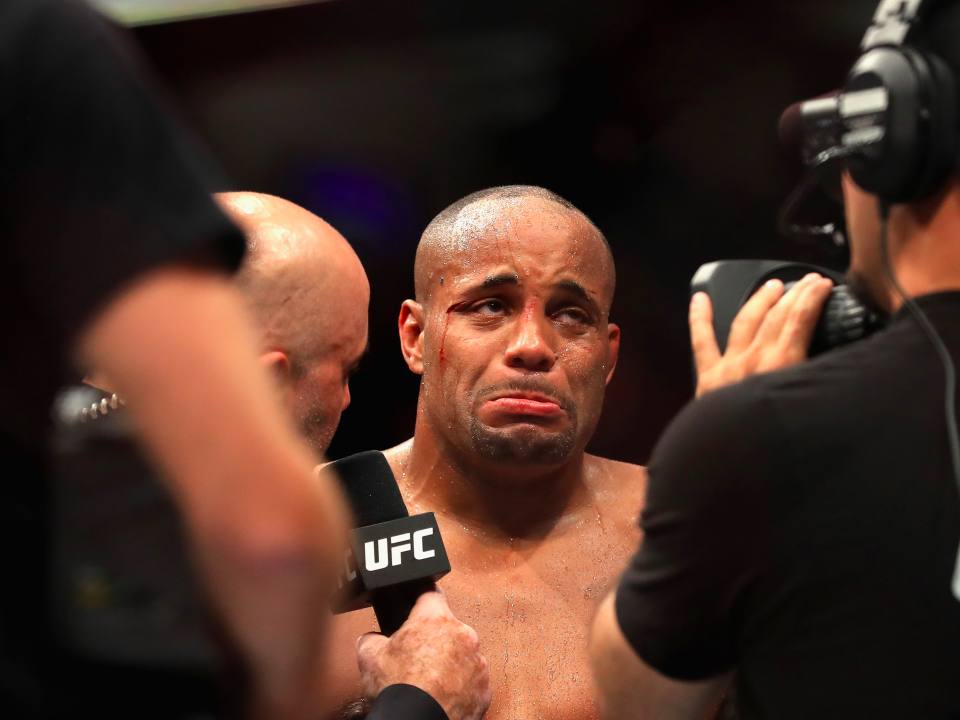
[89, 0, 327, 26]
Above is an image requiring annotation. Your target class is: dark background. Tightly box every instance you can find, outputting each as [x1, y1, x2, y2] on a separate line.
[134, 0, 876, 464]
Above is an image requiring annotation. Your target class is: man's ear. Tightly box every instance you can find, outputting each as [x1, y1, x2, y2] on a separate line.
[260, 350, 292, 383]
[399, 300, 426, 375]
[605, 323, 620, 386]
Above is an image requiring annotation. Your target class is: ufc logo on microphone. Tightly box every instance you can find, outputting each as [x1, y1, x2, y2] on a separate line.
[331, 512, 450, 613]
[364, 528, 436, 571]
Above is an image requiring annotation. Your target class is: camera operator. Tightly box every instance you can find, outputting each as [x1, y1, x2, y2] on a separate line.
[590, 2, 960, 719]
[0, 1, 488, 719]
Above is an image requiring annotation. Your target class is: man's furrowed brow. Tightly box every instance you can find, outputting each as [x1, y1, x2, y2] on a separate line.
[482, 273, 520, 289]
[557, 279, 602, 313]
[447, 272, 519, 301]
[557, 279, 592, 303]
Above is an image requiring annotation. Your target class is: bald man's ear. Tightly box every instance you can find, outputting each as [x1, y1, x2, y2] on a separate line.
[605, 323, 620, 386]
[399, 300, 426, 376]
[260, 350, 292, 384]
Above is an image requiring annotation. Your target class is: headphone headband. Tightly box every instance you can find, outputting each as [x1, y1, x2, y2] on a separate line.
[780, 0, 960, 239]
[862, 0, 928, 50]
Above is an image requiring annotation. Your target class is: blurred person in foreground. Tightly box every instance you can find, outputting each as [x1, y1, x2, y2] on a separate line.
[215, 192, 370, 458]
[590, 2, 960, 719]
[324, 185, 647, 720]
[0, 2, 488, 719]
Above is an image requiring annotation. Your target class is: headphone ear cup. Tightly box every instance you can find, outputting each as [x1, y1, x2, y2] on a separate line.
[908, 49, 958, 200]
[845, 47, 925, 202]
[845, 46, 958, 203]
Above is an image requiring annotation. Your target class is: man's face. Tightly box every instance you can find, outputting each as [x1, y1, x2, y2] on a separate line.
[289, 303, 368, 457]
[406, 200, 619, 472]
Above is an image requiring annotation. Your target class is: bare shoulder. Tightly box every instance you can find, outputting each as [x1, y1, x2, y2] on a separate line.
[382, 438, 414, 477]
[313, 441, 413, 485]
[585, 453, 647, 487]
[584, 454, 648, 522]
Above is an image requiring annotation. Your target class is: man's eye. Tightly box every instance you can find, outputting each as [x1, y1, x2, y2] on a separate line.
[555, 308, 590, 324]
[473, 299, 507, 316]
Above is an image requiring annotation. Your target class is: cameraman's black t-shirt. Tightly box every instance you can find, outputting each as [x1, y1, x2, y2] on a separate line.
[0, 0, 244, 714]
[616, 292, 960, 719]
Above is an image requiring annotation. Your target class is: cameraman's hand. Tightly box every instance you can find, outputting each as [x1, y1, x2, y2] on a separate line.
[691, 273, 834, 397]
[357, 590, 491, 720]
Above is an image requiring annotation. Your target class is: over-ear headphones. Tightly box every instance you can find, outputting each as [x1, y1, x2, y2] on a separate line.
[844, 44, 957, 202]
[795, 0, 959, 206]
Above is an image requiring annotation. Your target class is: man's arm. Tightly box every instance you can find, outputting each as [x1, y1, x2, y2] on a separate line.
[77, 264, 350, 720]
[590, 594, 729, 720]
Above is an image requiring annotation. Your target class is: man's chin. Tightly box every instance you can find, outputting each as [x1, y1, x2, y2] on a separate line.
[468, 420, 577, 465]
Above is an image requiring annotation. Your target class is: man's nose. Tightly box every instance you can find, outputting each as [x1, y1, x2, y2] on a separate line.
[504, 312, 556, 371]
[342, 383, 352, 411]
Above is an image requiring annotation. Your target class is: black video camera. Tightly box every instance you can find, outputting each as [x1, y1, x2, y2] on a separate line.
[691, 260, 887, 357]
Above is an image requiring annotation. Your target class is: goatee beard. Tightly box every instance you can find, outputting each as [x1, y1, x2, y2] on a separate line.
[468, 418, 578, 464]
[468, 380, 579, 464]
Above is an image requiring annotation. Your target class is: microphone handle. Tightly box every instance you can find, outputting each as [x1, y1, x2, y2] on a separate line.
[371, 579, 437, 636]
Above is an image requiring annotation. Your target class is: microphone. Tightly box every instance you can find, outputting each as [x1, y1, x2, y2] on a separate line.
[323, 451, 450, 635]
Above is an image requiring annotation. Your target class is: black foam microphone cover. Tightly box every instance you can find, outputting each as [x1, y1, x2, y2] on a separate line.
[325, 451, 450, 635]
[331, 450, 409, 526]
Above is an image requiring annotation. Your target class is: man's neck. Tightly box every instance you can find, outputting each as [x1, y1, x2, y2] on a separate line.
[396, 413, 593, 542]
[887, 181, 960, 308]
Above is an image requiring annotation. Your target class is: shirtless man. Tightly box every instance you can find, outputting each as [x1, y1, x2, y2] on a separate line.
[327, 186, 646, 720]
[216, 192, 370, 457]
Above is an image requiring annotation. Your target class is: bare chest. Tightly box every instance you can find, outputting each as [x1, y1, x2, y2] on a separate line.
[448, 564, 606, 720]
[324, 520, 639, 720]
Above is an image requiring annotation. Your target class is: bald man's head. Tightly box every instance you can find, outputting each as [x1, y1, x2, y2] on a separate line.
[217, 192, 369, 456]
[414, 185, 615, 308]
[400, 185, 619, 470]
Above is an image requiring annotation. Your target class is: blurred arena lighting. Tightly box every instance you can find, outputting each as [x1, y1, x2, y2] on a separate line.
[89, 0, 329, 26]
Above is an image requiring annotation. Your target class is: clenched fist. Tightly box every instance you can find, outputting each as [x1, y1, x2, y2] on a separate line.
[357, 590, 491, 720]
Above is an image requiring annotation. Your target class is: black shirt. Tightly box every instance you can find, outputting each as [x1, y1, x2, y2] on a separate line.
[616, 292, 960, 720]
[0, 0, 243, 714]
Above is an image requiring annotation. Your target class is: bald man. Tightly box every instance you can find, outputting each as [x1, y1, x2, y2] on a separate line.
[326, 186, 646, 720]
[215, 192, 370, 457]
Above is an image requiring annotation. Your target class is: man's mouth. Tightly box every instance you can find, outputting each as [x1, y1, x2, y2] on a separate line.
[483, 392, 565, 419]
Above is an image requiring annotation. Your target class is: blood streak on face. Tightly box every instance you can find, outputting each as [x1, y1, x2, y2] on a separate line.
[522, 299, 537, 321]
[440, 300, 470, 364]
[419, 198, 620, 473]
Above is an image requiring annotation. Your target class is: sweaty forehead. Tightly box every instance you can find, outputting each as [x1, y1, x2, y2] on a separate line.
[416, 197, 614, 306]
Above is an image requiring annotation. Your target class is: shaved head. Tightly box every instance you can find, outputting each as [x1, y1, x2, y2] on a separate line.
[217, 192, 369, 455]
[415, 185, 614, 307]
[399, 184, 619, 473]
